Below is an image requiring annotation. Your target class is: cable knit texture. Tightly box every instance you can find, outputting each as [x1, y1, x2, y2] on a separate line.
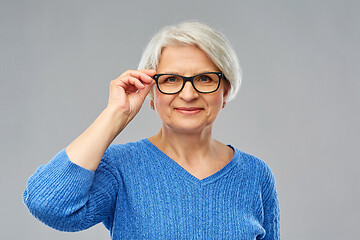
[23, 139, 280, 239]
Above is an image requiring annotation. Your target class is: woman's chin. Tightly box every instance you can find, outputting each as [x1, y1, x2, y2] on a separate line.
[164, 121, 213, 135]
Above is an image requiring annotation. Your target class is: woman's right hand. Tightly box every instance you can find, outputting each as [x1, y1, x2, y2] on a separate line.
[107, 69, 156, 124]
[65, 69, 156, 171]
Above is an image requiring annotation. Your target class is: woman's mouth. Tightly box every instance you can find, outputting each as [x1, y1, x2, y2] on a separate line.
[175, 107, 204, 114]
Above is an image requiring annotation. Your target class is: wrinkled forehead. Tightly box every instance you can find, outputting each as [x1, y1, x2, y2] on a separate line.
[156, 45, 219, 75]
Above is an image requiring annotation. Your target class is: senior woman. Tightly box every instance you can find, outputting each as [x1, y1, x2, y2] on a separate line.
[23, 21, 280, 239]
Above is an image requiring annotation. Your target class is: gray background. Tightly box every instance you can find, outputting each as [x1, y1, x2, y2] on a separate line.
[1, 0, 359, 239]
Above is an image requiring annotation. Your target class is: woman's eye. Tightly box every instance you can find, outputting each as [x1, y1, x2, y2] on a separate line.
[198, 75, 212, 82]
[164, 76, 178, 83]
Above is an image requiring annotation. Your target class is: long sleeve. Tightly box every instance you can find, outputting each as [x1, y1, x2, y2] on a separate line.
[261, 165, 281, 240]
[23, 148, 121, 232]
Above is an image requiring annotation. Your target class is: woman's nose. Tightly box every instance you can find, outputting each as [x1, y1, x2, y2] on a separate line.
[178, 81, 199, 100]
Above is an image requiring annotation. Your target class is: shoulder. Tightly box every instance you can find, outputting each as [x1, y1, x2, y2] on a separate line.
[99, 139, 157, 169]
[233, 147, 273, 174]
[232, 147, 276, 187]
[105, 138, 154, 158]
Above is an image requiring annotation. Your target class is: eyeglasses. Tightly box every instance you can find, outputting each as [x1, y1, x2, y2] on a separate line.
[152, 72, 223, 94]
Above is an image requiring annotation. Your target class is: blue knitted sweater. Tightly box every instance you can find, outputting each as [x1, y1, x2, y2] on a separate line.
[23, 139, 280, 239]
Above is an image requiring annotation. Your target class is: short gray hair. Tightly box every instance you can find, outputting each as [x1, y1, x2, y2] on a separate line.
[138, 21, 242, 102]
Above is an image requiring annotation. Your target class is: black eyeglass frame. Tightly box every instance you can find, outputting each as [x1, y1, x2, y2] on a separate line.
[152, 72, 224, 95]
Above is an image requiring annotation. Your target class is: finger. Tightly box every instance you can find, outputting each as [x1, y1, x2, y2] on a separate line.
[118, 70, 156, 85]
[120, 69, 155, 79]
[138, 69, 156, 76]
[111, 77, 144, 94]
[127, 76, 145, 89]
[129, 71, 155, 84]
[137, 80, 156, 100]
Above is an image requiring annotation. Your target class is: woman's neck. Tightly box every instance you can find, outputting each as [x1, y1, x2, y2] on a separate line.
[149, 125, 218, 164]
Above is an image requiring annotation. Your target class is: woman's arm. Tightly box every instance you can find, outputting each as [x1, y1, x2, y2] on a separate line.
[23, 69, 155, 231]
[66, 69, 155, 171]
[261, 167, 281, 240]
[23, 147, 122, 231]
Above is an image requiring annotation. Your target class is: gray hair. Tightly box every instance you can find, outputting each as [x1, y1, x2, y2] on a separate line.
[138, 21, 242, 102]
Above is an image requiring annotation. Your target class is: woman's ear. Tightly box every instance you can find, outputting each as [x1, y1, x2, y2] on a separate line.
[223, 80, 231, 98]
[221, 80, 230, 109]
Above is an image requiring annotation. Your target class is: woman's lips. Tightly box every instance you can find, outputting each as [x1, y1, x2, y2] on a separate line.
[175, 107, 204, 114]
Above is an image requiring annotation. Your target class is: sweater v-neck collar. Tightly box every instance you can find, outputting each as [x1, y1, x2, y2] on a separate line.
[143, 138, 240, 186]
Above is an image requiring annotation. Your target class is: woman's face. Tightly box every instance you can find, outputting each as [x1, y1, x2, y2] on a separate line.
[152, 45, 229, 134]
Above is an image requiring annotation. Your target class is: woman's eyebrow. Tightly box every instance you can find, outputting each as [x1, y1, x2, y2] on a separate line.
[156, 72, 181, 75]
[157, 71, 218, 75]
